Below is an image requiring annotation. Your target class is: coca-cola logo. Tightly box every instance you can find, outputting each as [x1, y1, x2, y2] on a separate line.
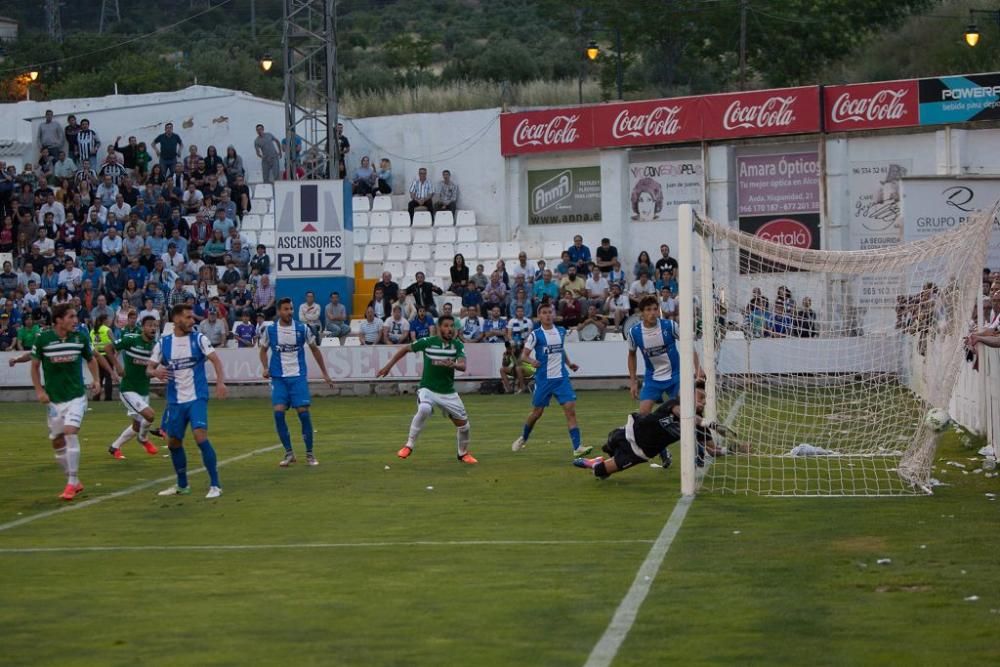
[612, 106, 682, 139]
[756, 218, 813, 249]
[831, 89, 909, 123]
[723, 96, 796, 130]
[512, 115, 580, 148]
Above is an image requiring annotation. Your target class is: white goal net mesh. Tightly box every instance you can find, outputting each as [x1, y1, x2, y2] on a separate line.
[692, 207, 994, 496]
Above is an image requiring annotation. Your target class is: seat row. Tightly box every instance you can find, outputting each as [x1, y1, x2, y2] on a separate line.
[354, 210, 475, 229]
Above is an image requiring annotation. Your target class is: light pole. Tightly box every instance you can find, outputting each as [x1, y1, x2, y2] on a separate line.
[585, 29, 624, 100]
[25, 70, 38, 101]
[964, 8, 1000, 46]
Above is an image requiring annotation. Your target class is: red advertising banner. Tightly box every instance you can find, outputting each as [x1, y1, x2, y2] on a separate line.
[824, 80, 919, 132]
[500, 107, 596, 156]
[700, 86, 822, 140]
[592, 96, 702, 148]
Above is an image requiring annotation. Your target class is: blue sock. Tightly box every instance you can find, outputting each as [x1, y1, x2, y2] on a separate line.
[569, 427, 581, 450]
[197, 440, 220, 487]
[522, 423, 533, 442]
[169, 446, 188, 488]
[298, 411, 314, 453]
[274, 411, 292, 452]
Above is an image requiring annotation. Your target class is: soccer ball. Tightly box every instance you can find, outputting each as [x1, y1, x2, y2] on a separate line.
[924, 408, 952, 432]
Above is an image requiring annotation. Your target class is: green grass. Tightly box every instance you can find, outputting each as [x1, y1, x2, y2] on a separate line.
[0, 391, 998, 666]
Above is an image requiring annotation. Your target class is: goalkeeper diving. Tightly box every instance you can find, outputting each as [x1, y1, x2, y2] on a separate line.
[574, 382, 750, 479]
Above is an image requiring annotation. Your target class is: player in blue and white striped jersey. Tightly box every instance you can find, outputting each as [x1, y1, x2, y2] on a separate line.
[627, 295, 700, 415]
[147, 304, 227, 499]
[511, 302, 592, 458]
[259, 298, 336, 467]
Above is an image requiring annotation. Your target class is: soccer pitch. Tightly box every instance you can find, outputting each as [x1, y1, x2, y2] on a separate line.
[0, 391, 997, 666]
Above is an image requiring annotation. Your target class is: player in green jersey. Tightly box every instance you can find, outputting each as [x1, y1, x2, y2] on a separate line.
[30, 303, 102, 501]
[104, 315, 162, 459]
[377, 314, 477, 464]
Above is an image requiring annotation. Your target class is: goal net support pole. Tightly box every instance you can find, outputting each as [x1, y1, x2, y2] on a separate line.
[678, 204, 697, 496]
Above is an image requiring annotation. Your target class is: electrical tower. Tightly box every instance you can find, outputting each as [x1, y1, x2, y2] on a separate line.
[99, 0, 120, 34]
[282, 0, 338, 180]
[45, 0, 63, 43]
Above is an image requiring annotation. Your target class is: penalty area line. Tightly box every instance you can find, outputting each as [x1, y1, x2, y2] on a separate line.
[0, 539, 656, 554]
[0, 444, 284, 534]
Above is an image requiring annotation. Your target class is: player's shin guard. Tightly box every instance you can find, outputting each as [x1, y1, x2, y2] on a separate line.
[112, 424, 136, 449]
[137, 417, 150, 441]
[53, 445, 68, 475]
[273, 411, 292, 452]
[169, 446, 188, 488]
[456, 423, 471, 457]
[197, 441, 220, 488]
[521, 423, 533, 442]
[298, 411, 314, 453]
[64, 434, 81, 485]
[407, 402, 433, 447]
[569, 427, 582, 451]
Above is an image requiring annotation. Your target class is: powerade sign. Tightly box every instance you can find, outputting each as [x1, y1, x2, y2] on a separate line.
[919, 73, 1000, 125]
[273, 181, 353, 278]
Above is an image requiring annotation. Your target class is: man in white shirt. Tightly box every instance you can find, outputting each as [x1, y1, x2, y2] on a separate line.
[87, 203, 108, 226]
[383, 304, 411, 344]
[109, 193, 131, 221]
[17, 262, 41, 291]
[297, 290, 322, 339]
[510, 252, 534, 285]
[32, 228, 55, 259]
[37, 193, 66, 227]
[659, 286, 678, 319]
[606, 283, 630, 327]
[24, 281, 46, 309]
[57, 258, 83, 292]
[628, 271, 657, 310]
[459, 306, 484, 343]
[161, 242, 186, 271]
[101, 227, 124, 262]
[182, 183, 204, 214]
[95, 174, 118, 208]
[585, 266, 609, 311]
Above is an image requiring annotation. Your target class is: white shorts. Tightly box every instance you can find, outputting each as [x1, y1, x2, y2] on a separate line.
[47, 396, 88, 439]
[417, 387, 468, 422]
[120, 391, 151, 421]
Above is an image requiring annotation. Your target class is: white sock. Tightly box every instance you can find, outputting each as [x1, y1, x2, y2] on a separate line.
[53, 445, 68, 474]
[137, 418, 150, 441]
[111, 425, 136, 450]
[456, 423, 471, 457]
[407, 403, 433, 448]
[64, 434, 81, 485]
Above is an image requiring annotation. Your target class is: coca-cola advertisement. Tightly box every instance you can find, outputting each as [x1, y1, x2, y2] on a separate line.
[628, 151, 703, 222]
[824, 81, 919, 132]
[700, 86, 821, 140]
[592, 97, 702, 148]
[500, 108, 596, 156]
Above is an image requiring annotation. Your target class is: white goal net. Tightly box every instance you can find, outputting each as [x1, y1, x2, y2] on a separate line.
[678, 205, 994, 496]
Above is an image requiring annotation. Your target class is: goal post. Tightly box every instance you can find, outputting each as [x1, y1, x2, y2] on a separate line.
[677, 203, 995, 497]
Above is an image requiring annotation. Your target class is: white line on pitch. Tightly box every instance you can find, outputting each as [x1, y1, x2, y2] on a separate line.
[0, 444, 284, 533]
[0, 539, 655, 554]
[584, 393, 745, 667]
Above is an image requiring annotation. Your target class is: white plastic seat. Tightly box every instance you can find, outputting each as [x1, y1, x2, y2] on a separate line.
[456, 242, 477, 260]
[390, 211, 410, 228]
[412, 211, 433, 228]
[368, 227, 391, 245]
[258, 230, 275, 247]
[456, 227, 478, 243]
[349, 319, 364, 333]
[343, 336, 361, 347]
[413, 228, 435, 244]
[386, 244, 409, 261]
[522, 241, 543, 260]
[478, 242, 498, 260]
[604, 332, 625, 342]
[320, 337, 341, 347]
[253, 183, 273, 199]
[242, 230, 258, 246]
[363, 246, 384, 263]
[399, 275, 416, 289]
[500, 241, 521, 258]
[259, 213, 276, 231]
[433, 211, 454, 227]
[353, 212, 369, 229]
[543, 241, 564, 258]
[565, 329, 580, 342]
[456, 210, 476, 226]
[433, 243, 455, 261]
[352, 196, 371, 213]
[435, 227, 457, 244]
[353, 244, 364, 260]
[369, 211, 390, 228]
[434, 260, 452, 279]
[354, 228, 369, 245]
[383, 261, 405, 278]
[372, 195, 392, 211]
[241, 214, 261, 231]
[390, 228, 412, 245]
[251, 198, 270, 213]
[410, 244, 432, 261]
[405, 261, 427, 276]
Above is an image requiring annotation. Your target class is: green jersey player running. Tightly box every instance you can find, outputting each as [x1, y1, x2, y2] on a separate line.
[377, 314, 477, 464]
[103, 315, 163, 459]
[30, 303, 103, 501]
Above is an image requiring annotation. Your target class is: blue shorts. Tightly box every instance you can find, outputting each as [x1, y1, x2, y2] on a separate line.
[640, 377, 679, 403]
[165, 400, 209, 440]
[271, 376, 311, 409]
[532, 377, 577, 408]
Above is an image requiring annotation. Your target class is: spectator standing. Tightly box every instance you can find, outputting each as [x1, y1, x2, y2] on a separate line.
[324, 292, 350, 339]
[75, 119, 101, 164]
[408, 167, 434, 223]
[254, 124, 282, 184]
[37, 110, 63, 156]
[336, 122, 350, 180]
[594, 238, 618, 274]
[298, 291, 322, 339]
[153, 123, 183, 176]
[434, 170, 459, 216]
[63, 115, 81, 160]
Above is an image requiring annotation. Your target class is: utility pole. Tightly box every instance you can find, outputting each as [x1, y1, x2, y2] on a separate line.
[45, 0, 63, 43]
[739, 0, 748, 90]
[99, 0, 120, 34]
[251, 0, 257, 40]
